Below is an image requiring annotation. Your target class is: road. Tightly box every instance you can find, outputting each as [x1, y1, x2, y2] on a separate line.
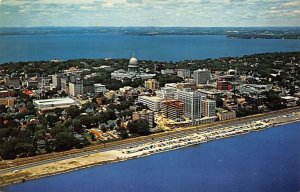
[0, 107, 299, 175]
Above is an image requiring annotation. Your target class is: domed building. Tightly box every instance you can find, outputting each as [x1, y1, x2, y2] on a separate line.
[111, 53, 156, 80]
[128, 54, 139, 73]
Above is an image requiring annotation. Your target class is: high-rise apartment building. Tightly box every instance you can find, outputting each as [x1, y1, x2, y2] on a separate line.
[175, 89, 202, 120]
[202, 99, 216, 117]
[69, 79, 84, 97]
[193, 69, 211, 84]
[162, 100, 184, 121]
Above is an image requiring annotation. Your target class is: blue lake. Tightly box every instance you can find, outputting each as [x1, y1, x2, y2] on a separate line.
[0, 33, 300, 63]
[3, 122, 300, 192]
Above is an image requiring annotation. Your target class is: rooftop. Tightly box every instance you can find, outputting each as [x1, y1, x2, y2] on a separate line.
[139, 96, 163, 102]
[33, 97, 76, 106]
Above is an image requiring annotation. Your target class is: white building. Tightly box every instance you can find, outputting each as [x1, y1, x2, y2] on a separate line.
[155, 87, 176, 100]
[138, 96, 163, 111]
[239, 84, 272, 95]
[94, 83, 107, 94]
[128, 54, 139, 73]
[33, 97, 77, 111]
[52, 73, 62, 89]
[60, 77, 68, 93]
[69, 80, 83, 97]
[111, 54, 156, 80]
[176, 89, 202, 120]
[161, 69, 176, 75]
[177, 69, 191, 78]
[198, 89, 223, 100]
[281, 96, 298, 107]
[193, 69, 211, 84]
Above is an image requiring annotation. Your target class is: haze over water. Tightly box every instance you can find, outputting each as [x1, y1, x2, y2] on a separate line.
[0, 28, 300, 63]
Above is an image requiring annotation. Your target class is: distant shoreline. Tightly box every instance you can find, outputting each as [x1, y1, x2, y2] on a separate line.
[1, 26, 300, 40]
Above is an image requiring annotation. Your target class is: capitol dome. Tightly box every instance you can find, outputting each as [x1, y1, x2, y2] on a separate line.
[129, 55, 138, 65]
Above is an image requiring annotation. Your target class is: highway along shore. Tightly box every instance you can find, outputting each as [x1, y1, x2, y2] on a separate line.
[0, 107, 300, 187]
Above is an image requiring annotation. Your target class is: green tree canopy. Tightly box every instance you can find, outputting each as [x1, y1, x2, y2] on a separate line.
[127, 119, 150, 136]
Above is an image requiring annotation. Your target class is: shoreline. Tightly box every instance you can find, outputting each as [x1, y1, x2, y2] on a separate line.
[1, 112, 300, 187]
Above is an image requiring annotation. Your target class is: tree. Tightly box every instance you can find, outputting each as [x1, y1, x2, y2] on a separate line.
[155, 74, 183, 87]
[72, 119, 82, 133]
[0, 139, 18, 159]
[90, 133, 96, 141]
[53, 132, 75, 151]
[26, 102, 37, 115]
[46, 114, 60, 127]
[66, 105, 80, 118]
[0, 128, 11, 144]
[127, 119, 150, 136]
[264, 90, 284, 110]
[15, 142, 36, 157]
[216, 97, 224, 108]
[0, 105, 7, 113]
[116, 127, 128, 139]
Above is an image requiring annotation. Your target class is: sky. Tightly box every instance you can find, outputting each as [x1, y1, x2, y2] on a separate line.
[0, 0, 300, 27]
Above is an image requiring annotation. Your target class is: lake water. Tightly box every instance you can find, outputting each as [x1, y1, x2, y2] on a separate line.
[3, 122, 300, 192]
[0, 32, 300, 63]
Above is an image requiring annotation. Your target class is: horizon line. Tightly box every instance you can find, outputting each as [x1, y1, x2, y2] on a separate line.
[1, 26, 300, 28]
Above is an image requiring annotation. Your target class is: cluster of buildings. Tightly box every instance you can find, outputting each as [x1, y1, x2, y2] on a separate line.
[137, 84, 219, 128]
[1, 53, 299, 135]
[111, 54, 156, 80]
[0, 88, 15, 107]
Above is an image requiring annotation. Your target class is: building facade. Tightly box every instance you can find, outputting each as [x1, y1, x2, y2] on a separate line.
[193, 69, 211, 84]
[52, 73, 62, 89]
[217, 110, 236, 121]
[202, 99, 216, 117]
[177, 69, 191, 78]
[138, 96, 163, 111]
[4, 77, 21, 88]
[128, 54, 139, 73]
[217, 80, 233, 91]
[144, 79, 160, 90]
[33, 97, 77, 111]
[162, 100, 184, 121]
[94, 83, 107, 94]
[155, 87, 176, 100]
[176, 89, 202, 120]
[69, 80, 84, 97]
[132, 109, 155, 128]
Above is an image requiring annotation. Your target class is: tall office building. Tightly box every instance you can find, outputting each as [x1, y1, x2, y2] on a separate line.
[193, 69, 211, 84]
[175, 89, 202, 120]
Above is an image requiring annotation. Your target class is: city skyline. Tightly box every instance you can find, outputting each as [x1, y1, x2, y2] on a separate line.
[0, 0, 300, 27]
